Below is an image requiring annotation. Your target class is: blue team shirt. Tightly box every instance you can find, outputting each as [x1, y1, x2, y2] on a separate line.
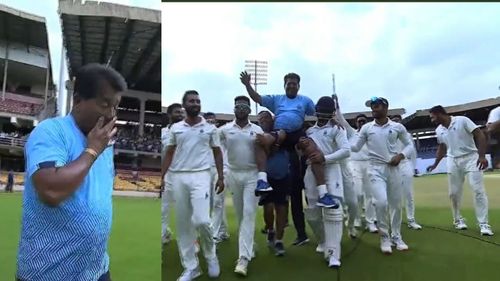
[17, 114, 115, 281]
[261, 94, 315, 132]
[266, 148, 290, 180]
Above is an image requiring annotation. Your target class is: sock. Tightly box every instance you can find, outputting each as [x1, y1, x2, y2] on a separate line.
[318, 185, 328, 197]
[258, 172, 268, 181]
[275, 240, 283, 244]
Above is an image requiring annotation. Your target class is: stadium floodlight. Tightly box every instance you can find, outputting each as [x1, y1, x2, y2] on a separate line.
[244, 60, 268, 113]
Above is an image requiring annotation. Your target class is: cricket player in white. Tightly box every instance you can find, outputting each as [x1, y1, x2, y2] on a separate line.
[333, 95, 378, 234]
[486, 106, 500, 138]
[427, 105, 493, 236]
[390, 115, 422, 230]
[219, 96, 263, 276]
[303, 96, 350, 268]
[351, 97, 413, 254]
[204, 113, 230, 243]
[162, 91, 223, 281]
[161, 103, 184, 244]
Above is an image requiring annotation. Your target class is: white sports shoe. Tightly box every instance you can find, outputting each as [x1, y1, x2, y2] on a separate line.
[408, 220, 422, 230]
[316, 243, 325, 253]
[194, 240, 200, 253]
[354, 218, 362, 228]
[162, 232, 173, 244]
[177, 267, 202, 281]
[454, 218, 468, 230]
[380, 236, 392, 255]
[480, 224, 494, 236]
[234, 257, 249, 276]
[366, 222, 378, 233]
[392, 236, 409, 251]
[348, 227, 358, 239]
[207, 257, 220, 278]
[328, 255, 341, 268]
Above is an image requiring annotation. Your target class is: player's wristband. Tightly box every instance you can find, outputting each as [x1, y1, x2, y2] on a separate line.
[84, 148, 98, 159]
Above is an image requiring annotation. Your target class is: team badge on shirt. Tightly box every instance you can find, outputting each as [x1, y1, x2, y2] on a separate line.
[200, 129, 204, 133]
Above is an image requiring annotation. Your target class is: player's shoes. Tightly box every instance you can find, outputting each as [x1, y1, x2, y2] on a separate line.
[354, 218, 362, 228]
[207, 257, 220, 278]
[454, 218, 468, 230]
[255, 179, 273, 195]
[234, 257, 249, 276]
[366, 222, 378, 233]
[292, 236, 310, 246]
[274, 241, 286, 256]
[480, 223, 494, 236]
[380, 235, 393, 255]
[177, 267, 202, 281]
[316, 243, 325, 253]
[267, 230, 276, 247]
[391, 236, 409, 251]
[348, 227, 358, 239]
[328, 255, 341, 268]
[316, 193, 340, 209]
[408, 219, 422, 230]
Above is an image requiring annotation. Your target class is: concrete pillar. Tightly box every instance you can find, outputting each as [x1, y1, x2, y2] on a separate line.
[65, 79, 74, 116]
[139, 99, 145, 136]
[2, 42, 9, 101]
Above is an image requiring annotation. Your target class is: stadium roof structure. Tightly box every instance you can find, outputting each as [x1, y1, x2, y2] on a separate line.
[58, 0, 161, 94]
[403, 97, 500, 133]
[0, 4, 48, 49]
[0, 4, 54, 86]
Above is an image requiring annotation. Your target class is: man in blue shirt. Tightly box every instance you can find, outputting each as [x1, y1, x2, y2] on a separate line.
[256, 110, 290, 256]
[16, 63, 125, 281]
[240, 71, 315, 246]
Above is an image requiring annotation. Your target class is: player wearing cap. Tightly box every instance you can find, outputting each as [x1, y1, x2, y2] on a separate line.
[427, 106, 493, 236]
[162, 91, 223, 281]
[303, 96, 350, 268]
[351, 97, 413, 254]
[390, 114, 422, 230]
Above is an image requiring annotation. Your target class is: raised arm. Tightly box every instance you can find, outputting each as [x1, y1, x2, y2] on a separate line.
[31, 117, 117, 207]
[240, 71, 262, 105]
[334, 98, 356, 138]
[350, 126, 367, 152]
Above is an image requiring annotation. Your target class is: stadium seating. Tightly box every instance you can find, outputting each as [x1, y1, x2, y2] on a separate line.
[0, 98, 42, 116]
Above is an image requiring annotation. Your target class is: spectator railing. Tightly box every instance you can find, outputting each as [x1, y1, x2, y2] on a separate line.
[0, 136, 26, 148]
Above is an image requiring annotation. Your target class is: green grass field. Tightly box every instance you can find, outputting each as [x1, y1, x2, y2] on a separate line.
[163, 173, 500, 281]
[0, 195, 160, 281]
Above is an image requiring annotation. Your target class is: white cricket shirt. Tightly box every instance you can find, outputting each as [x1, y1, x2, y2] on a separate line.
[167, 118, 221, 172]
[435, 116, 479, 158]
[219, 120, 264, 170]
[305, 123, 350, 164]
[351, 119, 414, 164]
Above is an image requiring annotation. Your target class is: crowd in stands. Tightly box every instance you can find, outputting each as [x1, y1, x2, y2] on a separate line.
[0, 98, 42, 116]
[114, 126, 162, 153]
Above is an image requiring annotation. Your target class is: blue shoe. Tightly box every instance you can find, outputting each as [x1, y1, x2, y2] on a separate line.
[316, 194, 340, 209]
[255, 179, 273, 195]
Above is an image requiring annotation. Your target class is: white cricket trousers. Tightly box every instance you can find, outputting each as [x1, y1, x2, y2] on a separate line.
[350, 160, 376, 224]
[368, 163, 403, 238]
[226, 168, 259, 260]
[304, 163, 344, 260]
[447, 153, 489, 224]
[341, 160, 359, 228]
[400, 160, 417, 221]
[210, 167, 229, 238]
[170, 170, 216, 271]
[161, 173, 173, 240]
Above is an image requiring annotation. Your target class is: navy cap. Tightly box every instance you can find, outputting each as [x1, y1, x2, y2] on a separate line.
[365, 96, 389, 107]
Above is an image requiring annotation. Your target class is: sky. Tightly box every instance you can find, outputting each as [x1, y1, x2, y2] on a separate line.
[3, 0, 162, 116]
[163, 3, 500, 116]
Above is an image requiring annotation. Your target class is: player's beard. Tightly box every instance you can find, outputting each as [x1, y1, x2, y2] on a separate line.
[185, 106, 200, 117]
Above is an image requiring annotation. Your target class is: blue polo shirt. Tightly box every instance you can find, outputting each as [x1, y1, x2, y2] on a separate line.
[17, 114, 115, 281]
[261, 94, 315, 132]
